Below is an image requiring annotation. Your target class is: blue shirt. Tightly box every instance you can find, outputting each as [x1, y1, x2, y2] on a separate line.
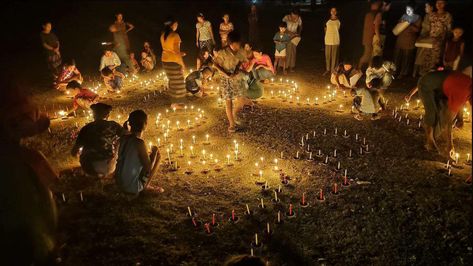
[273, 32, 290, 52]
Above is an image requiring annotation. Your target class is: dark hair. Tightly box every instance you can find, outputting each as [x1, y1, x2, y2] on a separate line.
[227, 31, 241, 44]
[201, 66, 213, 76]
[163, 17, 177, 40]
[199, 48, 210, 59]
[66, 80, 82, 90]
[42, 21, 51, 27]
[368, 78, 382, 89]
[197, 13, 205, 18]
[127, 110, 147, 132]
[290, 8, 300, 16]
[370, 56, 383, 69]
[252, 47, 263, 53]
[101, 67, 113, 77]
[223, 255, 265, 266]
[90, 103, 112, 120]
[279, 22, 287, 28]
[64, 59, 76, 66]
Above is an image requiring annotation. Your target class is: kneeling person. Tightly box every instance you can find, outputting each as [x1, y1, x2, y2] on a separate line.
[185, 67, 213, 97]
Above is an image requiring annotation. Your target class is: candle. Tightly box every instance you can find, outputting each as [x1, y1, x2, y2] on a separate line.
[302, 192, 306, 205]
[309, 152, 313, 160]
[190, 146, 194, 156]
[355, 134, 359, 141]
[260, 198, 265, 208]
[62, 193, 66, 202]
[349, 149, 352, 157]
[344, 169, 347, 178]
[323, 128, 327, 135]
[337, 161, 341, 170]
[334, 149, 337, 158]
[192, 218, 197, 227]
[246, 204, 250, 215]
[277, 211, 281, 223]
[333, 183, 338, 194]
[324, 156, 329, 164]
[289, 204, 293, 215]
[192, 135, 196, 144]
[157, 138, 161, 147]
[189, 207, 194, 217]
[226, 154, 231, 164]
[259, 170, 263, 180]
[202, 149, 206, 159]
[319, 189, 324, 200]
[267, 222, 270, 234]
[166, 148, 171, 161]
[467, 153, 470, 162]
[205, 223, 211, 234]
[296, 151, 300, 159]
[274, 191, 278, 201]
[278, 185, 282, 193]
[280, 151, 284, 159]
[251, 248, 254, 256]
[232, 209, 236, 221]
[255, 233, 259, 246]
[205, 134, 209, 143]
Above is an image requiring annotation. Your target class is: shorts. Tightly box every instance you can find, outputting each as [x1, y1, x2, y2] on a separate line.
[220, 75, 246, 100]
[275, 49, 286, 57]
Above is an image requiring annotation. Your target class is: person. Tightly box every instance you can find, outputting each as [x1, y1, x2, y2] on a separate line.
[443, 27, 464, 70]
[141, 51, 155, 72]
[99, 48, 122, 72]
[185, 67, 213, 97]
[66, 81, 99, 113]
[324, 7, 341, 76]
[223, 255, 266, 266]
[422, 0, 452, 74]
[219, 14, 234, 47]
[352, 78, 381, 121]
[0, 89, 58, 265]
[129, 52, 140, 74]
[196, 13, 215, 53]
[282, 9, 302, 72]
[213, 31, 248, 133]
[115, 110, 163, 196]
[143, 41, 156, 66]
[331, 61, 362, 89]
[196, 48, 214, 70]
[358, 1, 382, 70]
[373, 0, 391, 57]
[109, 13, 135, 73]
[101, 67, 125, 92]
[246, 48, 274, 82]
[248, 4, 259, 46]
[273, 22, 291, 75]
[413, 2, 434, 77]
[40, 22, 61, 79]
[54, 59, 83, 92]
[417, 70, 471, 159]
[160, 18, 187, 98]
[393, 4, 421, 78]
[71, 103, 125, 178]
[365, 56, 395, 111]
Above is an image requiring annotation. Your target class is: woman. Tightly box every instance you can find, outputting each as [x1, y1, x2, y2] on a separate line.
[110, 13, 135, 72]
[142, 41, 156, 68]
[196, 13, 215, 53]
[40, 22, 61, 79]
[324, 7, 341, 75]
[246, 48, 274, 82]
[418, 70, 471, 159]
[422, 0, 452, 74]
[248, 5, 259, 46]
[413, 2, 434, 77]
[282, 9, 302, 72]
[219, 14, 234, 47]
[161, 18, 187, 98]
[393, 4, 421, 78]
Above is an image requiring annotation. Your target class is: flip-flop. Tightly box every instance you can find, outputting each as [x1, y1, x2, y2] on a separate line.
[228, 127, 236, 133]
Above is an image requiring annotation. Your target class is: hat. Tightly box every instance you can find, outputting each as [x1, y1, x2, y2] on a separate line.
[90, 103, 112, 119]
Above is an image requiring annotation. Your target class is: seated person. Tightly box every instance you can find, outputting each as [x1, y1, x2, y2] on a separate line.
[246, 48, 275, 83]
[143, 41, 157, 66]
[365, 56, 396, 90]
[352, 78, 382, 121]
[129, 52, 140, 74]
[141, 51, 155, 72]
[101, 67, 125, 92]
[66, 81, 98, 113]
[55, 59, 83, 92]
[71, 103, 125, 178]
[196, 48, 214, 70]
[115, 110, 163, 196]
[331, 61, 362, 89]
[99, 48, 122, 72]
[185, 66, 213, 97]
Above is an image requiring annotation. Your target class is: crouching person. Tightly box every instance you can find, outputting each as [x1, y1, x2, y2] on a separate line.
[185, 66, 213, 97]
[101, 67, 125, 92]
[115, 110, 163, 197]
[71, 103, 124, 178]
[66, 80, 98, 115]
[352, 78, 382, 121]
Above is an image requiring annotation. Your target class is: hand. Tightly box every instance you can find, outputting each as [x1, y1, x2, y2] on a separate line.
[151, 146, 158, 153]
[181, 52, 187, 57]
[196, 41, 199, 47]
[404, 95, 411, 103]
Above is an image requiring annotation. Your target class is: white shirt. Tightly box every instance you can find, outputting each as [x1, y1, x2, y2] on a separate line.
[283, 15, 302, 34]
[324, 19, 340, 45]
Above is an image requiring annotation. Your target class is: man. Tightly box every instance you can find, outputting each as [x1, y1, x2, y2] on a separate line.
[71, 103, 125, 178]
[40, 22, 61, 79]
[213, 31, 248, 133]
[358, 1, 382, 70]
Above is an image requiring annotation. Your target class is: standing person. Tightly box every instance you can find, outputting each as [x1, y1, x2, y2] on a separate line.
[358, 1, 382, 70]
[273, 22, 291, 75]
[54, 59, 83, 92]
[71, 103, 125, 178]
[422, 0, 452, 73]
[324, 7, 341, 75]
[373, 0, 391, 57]
[40, 22, 61, 79]
[161, 18, 187, 98]
[443, 27, 464, 70]
[248, 4, 259, 47]
[418, 70, 471, 158]
[115, 110, 163, 196]
[282, 9, 303, 72]
[219, 14, 234, 47]
[196, 13, 215, 53]
[393, 4, 421, 78]
[213, 31, 248, 133]
[413, 2, 434, 77]
[110, 13, 135, 73]
[0, 90, 58, 265]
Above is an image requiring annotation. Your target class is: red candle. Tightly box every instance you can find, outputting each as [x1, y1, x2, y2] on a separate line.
[319, 189, 324, 200]
[205, 223, 211, 234]
[344, 175, 348, 186]
[192, 218, 197, 227]
[232, 209, 235, 221]
[302, 192, 306, 205]
[333, 183, 338, 194]
[289, 204, 293, 215]
[212, 213, 216, 225]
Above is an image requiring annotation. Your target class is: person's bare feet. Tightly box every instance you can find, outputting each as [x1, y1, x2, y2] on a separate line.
[354, 114, 363, 121]
[147, 184, 164, 193]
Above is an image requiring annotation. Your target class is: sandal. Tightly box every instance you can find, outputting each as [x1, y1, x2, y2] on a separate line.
[228, 126, 236, 133]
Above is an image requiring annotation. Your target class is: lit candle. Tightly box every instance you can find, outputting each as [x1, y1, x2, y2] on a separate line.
[267, 222, 270, 234]
[274, 191, 278, 201]
[205, 134, 209, 143]
[226, 154, 231, 164]
[202, 149, 206, 159]
[289, 204, 293, 216]
[277, 211, 281, 223]
[255, 233, 259, 246]
[192, 135, 196, 144]
[455, 153, 459, 164]
[166, 148, 171, 161]
[246, 204, 250, 215]
[190, 146, 194, 156]
[260, 198, 264, 208]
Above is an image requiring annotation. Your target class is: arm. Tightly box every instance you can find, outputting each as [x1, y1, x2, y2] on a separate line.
[126, 22, 135, 33]
[137, 140, 152, 176]
[196, 26, 200, 46]
[405, 87, 418, 102]
[71, 128, 85, 156]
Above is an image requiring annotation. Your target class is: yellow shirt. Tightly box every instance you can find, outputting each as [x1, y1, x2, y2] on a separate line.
[160, 32, 184, 66]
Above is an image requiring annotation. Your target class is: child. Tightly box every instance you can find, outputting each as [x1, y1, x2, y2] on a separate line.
[196, 48, 213, 70]
[324, 7, 341, 75]
[366, 56, 395, 111]
[66, 81, 98, 113]
[219, 14, 234, 47]
[141, 51, 155, 72]
[443, 27, 464, 70]
[352, 78, 382, 121]
[129, 52, 140, 74]
[273, 22, 290, 74]
[101, 66, 125, 92]
[246, 48, 274, 82]
[185, 66, 213, 97]
[55, 59, 83, 92]
[115, 110, 163, 196]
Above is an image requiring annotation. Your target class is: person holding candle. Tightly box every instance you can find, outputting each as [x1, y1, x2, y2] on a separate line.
[54, 59, 83, 92]
[71, 103, 125, 178]
[66, 81, 99, 114]
[0, 88, 58, 265]
[115, 110, 163, 196]
[273, 22, 291, 75]
[185, 66, 213, 97]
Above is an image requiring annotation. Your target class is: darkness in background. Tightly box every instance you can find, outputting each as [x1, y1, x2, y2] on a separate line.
[1, 0, 471, 89]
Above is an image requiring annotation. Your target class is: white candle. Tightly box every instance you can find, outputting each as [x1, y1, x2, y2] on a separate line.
[187, 206, 192, 216]
[277, 211, 281, 223]
[255, 233, 259, 246]
[267, 223, 270, 233]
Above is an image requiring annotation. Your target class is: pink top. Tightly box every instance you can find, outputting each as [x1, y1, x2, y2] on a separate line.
[249, 54, 274, 73]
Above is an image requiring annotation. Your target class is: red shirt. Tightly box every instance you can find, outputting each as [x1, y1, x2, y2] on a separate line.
[73, 88, 98, 109]
[442, 72, 472, 113]
[249, 54, 274, 73]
